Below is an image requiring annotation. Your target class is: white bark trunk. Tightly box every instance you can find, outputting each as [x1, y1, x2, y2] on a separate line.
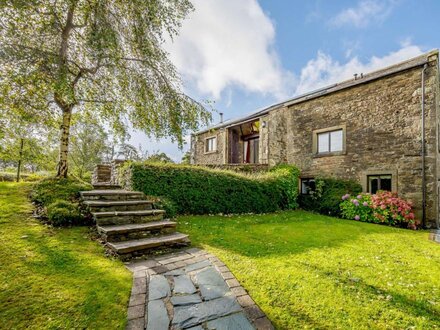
[56, 109, 72, 178]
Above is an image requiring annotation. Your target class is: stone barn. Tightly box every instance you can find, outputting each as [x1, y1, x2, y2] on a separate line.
[190, 50, 440, 228]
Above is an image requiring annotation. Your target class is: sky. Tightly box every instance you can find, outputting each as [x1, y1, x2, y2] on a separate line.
[129, 0, 440, 162]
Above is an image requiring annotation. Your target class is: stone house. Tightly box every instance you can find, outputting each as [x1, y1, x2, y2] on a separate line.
[190, 50, 440, 228]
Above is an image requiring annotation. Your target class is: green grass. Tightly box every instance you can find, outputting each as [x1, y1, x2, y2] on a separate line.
[178, 211, 440, 329]
[0, 182, 131, 329]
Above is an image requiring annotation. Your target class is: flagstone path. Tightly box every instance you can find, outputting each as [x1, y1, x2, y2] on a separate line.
[125, 248, 274, 330]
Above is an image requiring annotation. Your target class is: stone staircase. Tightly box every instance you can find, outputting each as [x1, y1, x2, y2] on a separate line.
[80, 185, 190, 259]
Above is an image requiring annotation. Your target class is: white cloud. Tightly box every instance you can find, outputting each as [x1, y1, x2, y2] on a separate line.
[130, 43, 425, 160]
[295, 44, 424, 95]
[330, 0, 395, 28]
[164, 0, 292, 100]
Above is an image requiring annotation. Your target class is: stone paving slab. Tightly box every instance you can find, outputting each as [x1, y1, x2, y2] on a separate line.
[147, 299, 169, 330]
[171, 294, 202, 306]
[173, 275, 197, 295]
[125, 248, 274, 330]
[149, 275, 171, 300]
[206, 312, 255, 330]
[173, 296, 242, 328]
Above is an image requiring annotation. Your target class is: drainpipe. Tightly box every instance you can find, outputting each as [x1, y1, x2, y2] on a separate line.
[421, 64, 428, 228]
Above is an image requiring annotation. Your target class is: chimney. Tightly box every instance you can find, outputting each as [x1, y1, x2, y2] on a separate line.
[219, 112, 224, 123]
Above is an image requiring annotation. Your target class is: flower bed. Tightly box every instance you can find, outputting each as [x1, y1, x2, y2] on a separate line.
[340, 191, 418, 229]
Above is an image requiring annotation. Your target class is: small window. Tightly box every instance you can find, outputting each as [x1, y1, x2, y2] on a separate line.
[317, 129, 343, 153]
[301, 178, 316, 195]
[205, 137, 217, 152]
[368, 175, 392, 194]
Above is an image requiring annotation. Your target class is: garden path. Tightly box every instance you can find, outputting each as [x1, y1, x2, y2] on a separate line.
[125, 248, 273, 330]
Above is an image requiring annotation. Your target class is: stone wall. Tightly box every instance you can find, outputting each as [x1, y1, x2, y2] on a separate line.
[92, 160, 127, 186]
[193, 129, 227, 165]
[92, 164, 111, 184]
[259, 115, 270, 164]
[111, 159, 126, 185]
[267, 59, 438, 224]
[192, 54, 439, 226]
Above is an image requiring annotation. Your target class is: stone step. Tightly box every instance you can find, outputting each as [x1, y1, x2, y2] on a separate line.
[96, 164, 111, 168]
[107, 232, 190, 255]
[97, 220, 177, 242]
[92, 184, 122, 190]
[84, 200, 153, 212]
[96, 169, 111, 173]
[93, 209, 165, 225]
[80, 190, 146, 201]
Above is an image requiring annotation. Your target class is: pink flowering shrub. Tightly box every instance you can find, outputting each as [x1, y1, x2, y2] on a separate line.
[340, 191, 418, 229]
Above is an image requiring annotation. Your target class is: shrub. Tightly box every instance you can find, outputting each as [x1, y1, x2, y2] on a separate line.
[340, 191, 418, 229]
[298, 177, 362, 217]
[31, 177, 92, 226]
[120, 162, 300, 215]
[47, 200, 83, 226]
[23, 173, 47, 182]
[31, 177, 92, 206]
[149, 196, 178, 219]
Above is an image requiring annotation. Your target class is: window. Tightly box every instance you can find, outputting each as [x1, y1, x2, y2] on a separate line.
[205, 136, 217, 153]
[368, 175, 392, 194]
[301, 178, 316, 195]
[312, 125, 346, 156]
[317, 129, 343, 153]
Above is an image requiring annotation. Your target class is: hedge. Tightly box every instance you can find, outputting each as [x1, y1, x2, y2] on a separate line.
[120, 163, 300, 215]
[298, 177, 362, 217]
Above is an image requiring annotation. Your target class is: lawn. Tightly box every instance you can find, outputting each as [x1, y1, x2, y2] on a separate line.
[178, 211, 440, 330]
[0, 182, 131, 329]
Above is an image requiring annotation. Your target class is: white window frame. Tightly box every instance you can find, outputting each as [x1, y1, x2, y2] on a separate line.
[204, 136, 217, 153]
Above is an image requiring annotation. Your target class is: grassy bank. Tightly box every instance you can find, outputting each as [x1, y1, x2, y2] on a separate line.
[178, 211, 440, 329]
[0, 182, 131, 329]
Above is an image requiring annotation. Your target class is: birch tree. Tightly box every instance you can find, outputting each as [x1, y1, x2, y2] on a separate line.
[0, 0, 211, 177]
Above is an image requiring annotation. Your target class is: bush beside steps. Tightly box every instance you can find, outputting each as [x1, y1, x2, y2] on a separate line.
[31, 177, 92, 226]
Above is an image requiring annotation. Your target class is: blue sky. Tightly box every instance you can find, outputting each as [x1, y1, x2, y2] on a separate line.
[129, 0, 440, 161]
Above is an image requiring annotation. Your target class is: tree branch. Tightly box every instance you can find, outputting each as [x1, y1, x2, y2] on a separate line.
[77, 99, 114, 104]
[59, 4, 76, 64]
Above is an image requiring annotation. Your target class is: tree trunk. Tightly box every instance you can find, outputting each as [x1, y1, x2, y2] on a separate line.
[56, 108, 72, 178]
[16, 138, 24, 182]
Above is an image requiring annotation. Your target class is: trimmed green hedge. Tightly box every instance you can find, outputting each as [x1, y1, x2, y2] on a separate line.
[120, 163, 300, 215]
[298, 177, 362, 217]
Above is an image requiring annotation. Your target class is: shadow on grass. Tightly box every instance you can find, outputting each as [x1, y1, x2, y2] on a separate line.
[304, 262, 440, 324]
[0, 181, 131, 329]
